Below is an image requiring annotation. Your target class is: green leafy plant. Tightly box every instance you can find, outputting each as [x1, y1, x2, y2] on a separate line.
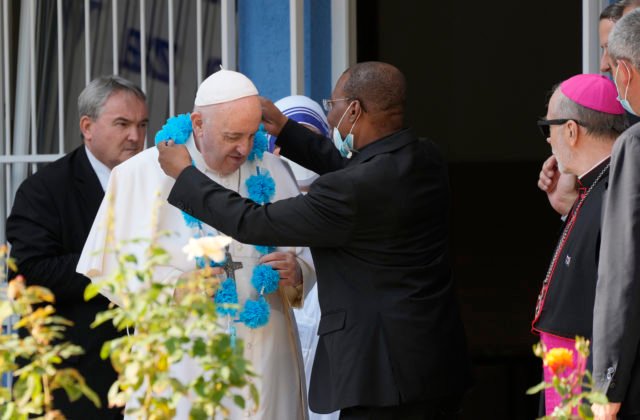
[86, 199, 257, 419]
[0, 244, 100, 419]
[527, 336, 608, 419]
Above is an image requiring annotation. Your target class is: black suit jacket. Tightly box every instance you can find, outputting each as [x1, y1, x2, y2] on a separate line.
[168, 120, 472, 413]
[7, 146, 123, 418]
[594, 123, 640, 417]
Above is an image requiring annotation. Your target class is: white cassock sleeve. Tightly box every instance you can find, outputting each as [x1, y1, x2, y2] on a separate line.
[77, 148, 184, 307]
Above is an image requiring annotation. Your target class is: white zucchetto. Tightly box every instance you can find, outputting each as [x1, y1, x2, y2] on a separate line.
[194, 69, 259, 106]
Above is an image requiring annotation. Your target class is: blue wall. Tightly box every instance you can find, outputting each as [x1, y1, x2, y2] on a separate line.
[238, 0, 331, 105]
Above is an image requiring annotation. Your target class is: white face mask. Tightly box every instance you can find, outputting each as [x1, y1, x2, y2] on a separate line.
[332, 102, 360, 158]
[614, 61, 638, 116]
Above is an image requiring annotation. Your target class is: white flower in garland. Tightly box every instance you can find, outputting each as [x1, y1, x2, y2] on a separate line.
[182, 236, 233, 263]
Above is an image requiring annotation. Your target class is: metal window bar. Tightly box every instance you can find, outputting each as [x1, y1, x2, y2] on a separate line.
[168, 0, 174, 116]
[112, 0, 118, 75]
[29, 0, 36, 173]
[84, 0, 90, 85]
[196, 0, 202, 85]
[0, 0, 7, 251]
[140, 0, 147, 93]
[57, 0, 63, 154]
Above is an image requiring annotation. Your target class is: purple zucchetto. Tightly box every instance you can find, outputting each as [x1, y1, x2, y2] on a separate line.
[560, 74, 624, 115]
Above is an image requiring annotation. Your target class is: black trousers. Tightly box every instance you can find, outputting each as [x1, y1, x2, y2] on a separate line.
[339, 397, 462, 420]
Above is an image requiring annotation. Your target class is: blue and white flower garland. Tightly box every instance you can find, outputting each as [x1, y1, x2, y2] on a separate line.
[156, 114, 280, 343]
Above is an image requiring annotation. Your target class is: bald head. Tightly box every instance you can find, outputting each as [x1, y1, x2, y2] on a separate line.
[342, 62, 406, 118]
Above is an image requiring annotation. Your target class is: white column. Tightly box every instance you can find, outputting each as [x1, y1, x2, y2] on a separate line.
[290, 0, 304, 95]
[331, 0, 357, 87]
[221, 0, 236, 70]
[582, 0, 601, 74]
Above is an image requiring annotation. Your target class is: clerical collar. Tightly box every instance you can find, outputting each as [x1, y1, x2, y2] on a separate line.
[578, 155, 611, 189]
[84, 146, 111, 192]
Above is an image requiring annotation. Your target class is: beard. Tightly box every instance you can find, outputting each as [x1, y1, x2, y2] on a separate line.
[552, 150, 569, 174]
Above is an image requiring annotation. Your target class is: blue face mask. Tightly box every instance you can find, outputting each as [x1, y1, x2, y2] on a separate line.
[332, 102, 360, 158]
[614, 61, 638, 116]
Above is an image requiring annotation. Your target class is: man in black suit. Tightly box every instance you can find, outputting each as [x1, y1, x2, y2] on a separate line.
[591, 9, 640, 420]
[158, 62, 471, 419]
[6, 75, 148, 418]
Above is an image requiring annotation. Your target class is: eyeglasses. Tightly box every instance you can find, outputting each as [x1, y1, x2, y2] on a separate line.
[322, 97, 353, 112]
[537, 118, 589, 138]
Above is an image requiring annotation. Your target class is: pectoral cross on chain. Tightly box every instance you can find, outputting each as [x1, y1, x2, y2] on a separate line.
[222, 248, 243, 280]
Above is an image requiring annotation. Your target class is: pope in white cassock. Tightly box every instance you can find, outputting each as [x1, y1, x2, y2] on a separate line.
[77, 70, 315, 419]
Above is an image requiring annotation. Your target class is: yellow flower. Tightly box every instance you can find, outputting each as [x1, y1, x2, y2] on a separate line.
[544, 347, 574, 375]
[182, 236, 233, 263]
[7, 276, 26, 300]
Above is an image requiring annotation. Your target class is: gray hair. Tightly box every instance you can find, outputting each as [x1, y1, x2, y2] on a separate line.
[618, 0, 640, 12]
[608, 9, 640, 70]
[78, 75, 145, 121]
[554, 88, 627, 140]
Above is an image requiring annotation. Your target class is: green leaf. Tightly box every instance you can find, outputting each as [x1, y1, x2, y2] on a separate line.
[100, 341, 112, 360]
[193, 377, 206, 397]
[250, 382, 260, 408]
[122, 254, 138, 264]
[526, 381, 549, 395]
[84, 283, 101, 301]
[79, 382, 102, 408]
[578, 403, 593, 418]
[189, 406, 207, 420]
[233, 394, 246, 409]
[192, 338, 206, 357]
[150, 247, 168, 257]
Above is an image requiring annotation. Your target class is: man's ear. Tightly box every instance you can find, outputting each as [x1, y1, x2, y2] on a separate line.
[79, 115, 92, 141]
[191, 111, 203, 137]
[349, 100, 362, 123]
[618, 59, 635, 85]
[566, 120, 579, 146]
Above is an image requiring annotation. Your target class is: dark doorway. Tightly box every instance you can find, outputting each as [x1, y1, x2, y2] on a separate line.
[357, 2, 582, 417]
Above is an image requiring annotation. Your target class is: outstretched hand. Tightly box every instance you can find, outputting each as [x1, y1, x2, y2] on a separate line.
[259, 251, 302, 288]
[537, 155, 578, 216]
[158, 140, 192, 179]
[260, 97, 288, 137]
